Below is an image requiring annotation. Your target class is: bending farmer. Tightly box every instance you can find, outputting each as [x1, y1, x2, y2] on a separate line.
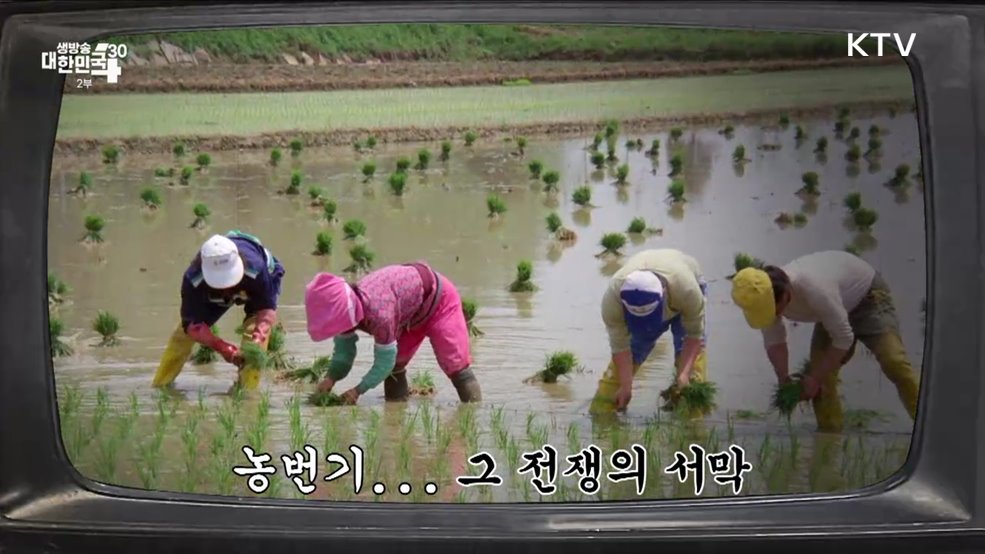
[730, 250, 919, 432]
[589, 248, 709, 414]
[304, 262, 482, 405]
[151, 231, 285, 392]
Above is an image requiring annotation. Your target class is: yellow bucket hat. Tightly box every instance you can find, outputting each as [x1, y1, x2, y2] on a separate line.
[731, 267, 777, 329]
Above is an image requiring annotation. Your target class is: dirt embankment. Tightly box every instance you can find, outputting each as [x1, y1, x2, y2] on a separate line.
[53, 99, 915, 158]
[65, 57, 899, 95]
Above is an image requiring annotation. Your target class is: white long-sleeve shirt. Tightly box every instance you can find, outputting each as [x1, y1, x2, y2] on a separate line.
[762, 251, 876, 350]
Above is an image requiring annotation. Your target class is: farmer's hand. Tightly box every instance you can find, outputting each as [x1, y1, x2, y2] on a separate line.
[317, 377, 336, 394]
[675, 371, 690, 389]
[778, 373, 792, 386]
[615, 384, 632, 411]
[800, 374, 821, 400]
[215, 342, 241, 366]
[341, 388, 360, 405]
[231, 352, 246, 370]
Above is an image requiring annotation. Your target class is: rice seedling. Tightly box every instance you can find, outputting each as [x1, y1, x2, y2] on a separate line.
[290, 139, 303, 157]
[153, 167, 170, 178]
[670, 128, 683, 142]
[462, 299, 484, 337]
[415, 149, 432, 170]
[793, 213, 808, 227]
[365, 136, 378, 149]
[542, 170, 561, 193]
[179, 166, 194, 185]
[843, 192, 862, 213]
[308, 391, 345, 407]
[192, 325, 220, 364]
[528, 351, 579, 384]
[49, 317, 73, 358]
[410, 370, 437, 396]
[515, 137, 528, 156]
[353, 140, 364, 153]
[322, 199, 338, 224]
[509, 260, 536, 293]
[794, 125, 806, 141]
[91, 310, 120, 347]
[270, 148, 282, 166]
[799, 171, 820, 196]
[814, 136, 828, 154]
[487, 194, 508, 218]
[173, 142, 186, 158]
[546, 212, 563, 234]
[606, 142, 618, 163]
[82, 214, 105, 243]
[196, 153, 211, 170]
[342, 219, 367, 240]
[139, 187, 162, 210]
[313, 232, 333, 256]
[590, 151, 606, 170]
[73, 171, 93, 196]
[645, 140, 661, 157]
[865, 137, 882, 157]
[597, 232, 627, 258]
[286, 170, 302, 195]
[624, 139, 637, 150]
[240, 341, 269, 371]
[719, 125, 734, 139]
[733, 252, 765, 274]
[845, 244, 862, 256]
[396, 157, 411, 173]
[265, 324, 294, 372]
[848, 127, 860, 141]
[388, 172, 408, 196]
[778, 114, 790, 127]
[627, 217, 647, 234]
[190, 203, 210, 229]
[604, 120, 620, 138]
[528, 160, 543, 179]
[48, 273, 69, 304]
[732, 145, 747, 164]
[464, 130, 478, 146]
[853, 207, 879, 232]
[308, 186, 325, 206]
[890, 164, 911, 187]
[669, 154, 684, 176]
[345, 244, 375, 274]
[845, 144, 861, 162]
[572, 186, 592, 208]
[588, 133, 604, 151]
[774, 212, 794, 226]
[615, 164, 630, 184]
[102, 144, 120, 164]
[667, 179, 686, 203]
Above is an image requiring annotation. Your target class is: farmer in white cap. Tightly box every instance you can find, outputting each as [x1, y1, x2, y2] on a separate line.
[589, 248, 709, 414]
[152, 231, 285, 392]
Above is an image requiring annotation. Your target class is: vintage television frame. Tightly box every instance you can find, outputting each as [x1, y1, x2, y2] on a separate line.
[1, 1, 984, 551]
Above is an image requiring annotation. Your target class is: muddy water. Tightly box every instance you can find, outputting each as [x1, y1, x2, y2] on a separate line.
[48, 111, 924, 498]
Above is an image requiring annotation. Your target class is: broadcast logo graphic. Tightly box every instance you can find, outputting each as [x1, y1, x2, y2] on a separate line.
[41, 42, 127, 86]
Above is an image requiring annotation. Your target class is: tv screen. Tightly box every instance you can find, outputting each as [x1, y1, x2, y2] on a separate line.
[3, 2, 983, 551]
[45, 22, 922, 503]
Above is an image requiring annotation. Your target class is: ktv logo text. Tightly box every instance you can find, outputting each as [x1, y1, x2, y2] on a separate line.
[847, 33, 916, 57]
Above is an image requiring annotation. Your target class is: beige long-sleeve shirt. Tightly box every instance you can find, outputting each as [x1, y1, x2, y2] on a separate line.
[762, 251, 876, 350]
[601, 249, 705, 354]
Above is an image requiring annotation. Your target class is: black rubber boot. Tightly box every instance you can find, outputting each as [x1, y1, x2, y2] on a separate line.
[451, 367, 482, 403]
[384, 365, 409, 401]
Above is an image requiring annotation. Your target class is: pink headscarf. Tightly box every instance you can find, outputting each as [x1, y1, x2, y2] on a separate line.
[304, 273, 365, 342]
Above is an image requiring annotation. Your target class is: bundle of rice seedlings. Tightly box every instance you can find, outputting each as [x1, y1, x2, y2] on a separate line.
[308, 390, 346, 407]
[191, 325, 220, 364]
[49, 318, 73, 358]
[677, 380, 718, 414]
[772, 364, 810, 418]
[462, 299, 484, 337]
[409, 371, 437, 396]
[265, 324, 294, 371]
[527, 351, 579, 384]
[239, 342, 269, 371]
[280, 356, 331, 384]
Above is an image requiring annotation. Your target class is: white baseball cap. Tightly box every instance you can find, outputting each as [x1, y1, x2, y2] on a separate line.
[619, 270, 664, 317]
[200, 235, 244, 289]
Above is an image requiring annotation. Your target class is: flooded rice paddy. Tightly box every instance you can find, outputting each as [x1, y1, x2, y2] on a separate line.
[48, 108, 925, 502]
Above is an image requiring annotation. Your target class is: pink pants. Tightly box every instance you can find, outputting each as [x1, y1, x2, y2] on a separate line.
[396, 274, 472, 378]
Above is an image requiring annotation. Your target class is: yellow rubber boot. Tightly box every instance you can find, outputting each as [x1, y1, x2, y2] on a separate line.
[589, 360, 642, 415]
[151, 322, 197, 388]
[809, 326, 845, 433]
[862, 331, 919, 421]
[234, 315, 270, 392]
